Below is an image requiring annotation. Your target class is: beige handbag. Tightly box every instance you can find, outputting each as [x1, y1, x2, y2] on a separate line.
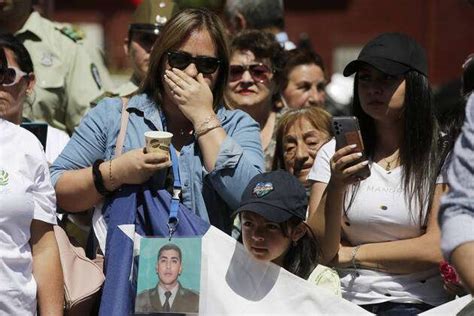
[53, 98, 129, 315]
[54, 225, 104, 315]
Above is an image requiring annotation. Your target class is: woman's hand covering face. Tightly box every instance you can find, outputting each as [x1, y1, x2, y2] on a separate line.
[164, 68, 214, 125]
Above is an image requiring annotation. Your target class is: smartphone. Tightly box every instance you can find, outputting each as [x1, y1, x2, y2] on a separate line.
[20, 122, 48, 151]
[331, 116, 370, 179]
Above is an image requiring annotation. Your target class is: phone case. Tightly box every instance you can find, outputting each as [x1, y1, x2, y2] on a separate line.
[331, 116, 371, 179]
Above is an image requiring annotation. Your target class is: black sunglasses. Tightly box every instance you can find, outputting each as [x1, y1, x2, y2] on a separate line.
[229, 63, 272, 83]
[167, 51, 221, 74]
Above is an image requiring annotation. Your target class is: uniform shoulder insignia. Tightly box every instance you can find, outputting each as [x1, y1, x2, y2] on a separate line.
[90, 91, 119, 108]
[57, 26, 85, 42]
[90, 63, 103, 90]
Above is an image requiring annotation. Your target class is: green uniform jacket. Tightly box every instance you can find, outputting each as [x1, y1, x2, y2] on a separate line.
[89, 79, 138, 108]
[15, 12, 114, 134]
[114, 79, 139, 98]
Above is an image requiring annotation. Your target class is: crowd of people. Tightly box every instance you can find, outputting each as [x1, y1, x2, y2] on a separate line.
[1, 0, 473, 315]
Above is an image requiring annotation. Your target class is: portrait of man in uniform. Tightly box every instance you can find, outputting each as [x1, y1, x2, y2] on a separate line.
[135, 243, 200, 314]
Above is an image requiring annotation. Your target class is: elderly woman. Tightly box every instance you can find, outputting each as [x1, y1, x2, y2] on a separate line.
[50, 8, 264, 240]
[272, 106, 332, 188]
[224, 29, 284, 170]
[279, 49, 327, 109]
[0, 43, 63, 315]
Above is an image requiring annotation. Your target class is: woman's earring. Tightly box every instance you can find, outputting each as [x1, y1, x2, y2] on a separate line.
[293, 240, 298, 247]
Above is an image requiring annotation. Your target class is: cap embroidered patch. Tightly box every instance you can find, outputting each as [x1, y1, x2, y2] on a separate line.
[253, 182, 273, 198]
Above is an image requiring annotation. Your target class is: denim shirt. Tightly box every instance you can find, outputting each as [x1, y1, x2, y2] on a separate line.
[50, 94, 264, 232]
[439, 93, 474, 259]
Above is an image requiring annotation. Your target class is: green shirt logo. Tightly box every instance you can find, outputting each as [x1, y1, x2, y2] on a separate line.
[0, 170, 9, 186]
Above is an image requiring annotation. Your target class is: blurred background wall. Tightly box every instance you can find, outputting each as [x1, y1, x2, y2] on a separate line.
[40, 0, 473, 87]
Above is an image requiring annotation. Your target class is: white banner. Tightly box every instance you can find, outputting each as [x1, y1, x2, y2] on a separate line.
[200, 227, 371, 315]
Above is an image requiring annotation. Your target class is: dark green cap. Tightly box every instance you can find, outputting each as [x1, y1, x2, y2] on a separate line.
[130, 0, 179, 35]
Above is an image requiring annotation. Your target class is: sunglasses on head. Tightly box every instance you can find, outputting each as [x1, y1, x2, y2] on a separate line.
[229, 63, 273, 83]
[0, 66, 29, 87]
[167, 51, 221, 75]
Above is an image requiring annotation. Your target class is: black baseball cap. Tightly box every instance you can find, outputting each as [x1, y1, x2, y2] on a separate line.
[343, 32, 428, 77]
[232, 170, 308, 223]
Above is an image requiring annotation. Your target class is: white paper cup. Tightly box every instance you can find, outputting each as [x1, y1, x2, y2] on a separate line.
[144, 131, 173, 156]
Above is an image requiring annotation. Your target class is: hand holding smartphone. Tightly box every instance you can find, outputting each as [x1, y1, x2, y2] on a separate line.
[331, 116, 370, 180]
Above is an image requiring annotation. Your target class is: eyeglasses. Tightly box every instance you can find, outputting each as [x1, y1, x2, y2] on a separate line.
[1, 66, 29, 86]
[167, 51, 221, 74]
[130, 30, 159, 52]
[229, 63, 273, 83]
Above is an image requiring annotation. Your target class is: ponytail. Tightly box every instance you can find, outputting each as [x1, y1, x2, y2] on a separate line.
[281, 219, 321, 279]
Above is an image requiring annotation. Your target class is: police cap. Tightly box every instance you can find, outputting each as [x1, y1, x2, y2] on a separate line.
[130, 0, 179, 35]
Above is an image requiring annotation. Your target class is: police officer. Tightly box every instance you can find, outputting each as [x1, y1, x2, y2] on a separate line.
[0, 0, 114, 135]
[115, 0, 178, 97]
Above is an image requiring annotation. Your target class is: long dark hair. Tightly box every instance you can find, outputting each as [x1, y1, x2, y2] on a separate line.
[280, 217, 321, 279]
[350, 70, 440, 226]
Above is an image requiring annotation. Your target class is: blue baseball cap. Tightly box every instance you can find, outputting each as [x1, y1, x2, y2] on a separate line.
[233, 170, 307, 223]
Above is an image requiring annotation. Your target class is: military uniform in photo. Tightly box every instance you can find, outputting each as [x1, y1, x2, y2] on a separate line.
[135, 283, 199, 314]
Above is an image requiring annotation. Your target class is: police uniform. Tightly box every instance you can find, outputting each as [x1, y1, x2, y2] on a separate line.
[54, 21, 115, 91]
[114, 79, 139, 98]
[112, 0, 178, 98]
[15, 12, 114, 134]
[91, 80, 135, 107]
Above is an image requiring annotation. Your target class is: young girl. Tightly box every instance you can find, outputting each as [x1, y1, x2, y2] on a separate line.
[233, 170, 340, 296]
[308, 33, 451, 314]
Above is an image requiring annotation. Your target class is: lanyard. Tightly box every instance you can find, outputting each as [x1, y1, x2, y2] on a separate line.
[158, 107, 181, 240]
[168, 144, 181, 240]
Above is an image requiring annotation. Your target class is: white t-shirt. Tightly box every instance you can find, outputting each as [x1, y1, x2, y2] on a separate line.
[46, 125, 70, 165]
[0, 119, 57, 315]
[307, 139, 450, 306]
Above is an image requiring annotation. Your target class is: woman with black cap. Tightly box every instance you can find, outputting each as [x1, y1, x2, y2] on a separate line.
[307, 33, 451, 314]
